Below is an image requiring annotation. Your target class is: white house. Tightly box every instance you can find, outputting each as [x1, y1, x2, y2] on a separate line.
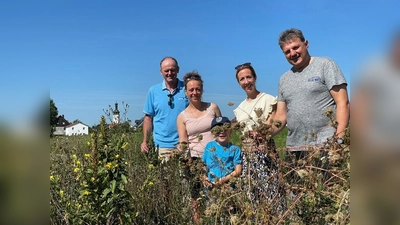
[65, 121, 89, 136]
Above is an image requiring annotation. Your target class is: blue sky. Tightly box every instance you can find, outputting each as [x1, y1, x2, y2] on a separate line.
[1, 0, 399, 127]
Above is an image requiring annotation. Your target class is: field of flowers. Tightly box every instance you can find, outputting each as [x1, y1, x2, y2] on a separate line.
[50, 115, 350, 224]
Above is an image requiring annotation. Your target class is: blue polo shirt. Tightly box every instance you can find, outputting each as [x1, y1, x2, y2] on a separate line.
[143, 79, 189, 148]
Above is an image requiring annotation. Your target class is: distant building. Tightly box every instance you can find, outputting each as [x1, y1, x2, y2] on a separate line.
[113, 102, 120, 124]
[65, 121, 89, 136]
[53, 115, 70, 135]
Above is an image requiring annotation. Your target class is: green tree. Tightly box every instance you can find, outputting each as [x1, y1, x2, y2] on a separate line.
[50, 99, 58, 136]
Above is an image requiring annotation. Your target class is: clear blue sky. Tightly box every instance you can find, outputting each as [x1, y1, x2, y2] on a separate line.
[1, 0, 399, 127]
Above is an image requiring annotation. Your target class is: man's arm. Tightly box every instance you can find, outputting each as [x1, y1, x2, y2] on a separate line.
[141, 114, 153, 152]
[270, 101, 287, 136]
[330, 84, 350, 138]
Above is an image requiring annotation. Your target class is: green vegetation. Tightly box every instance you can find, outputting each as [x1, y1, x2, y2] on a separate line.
[50, 116, 349, 224]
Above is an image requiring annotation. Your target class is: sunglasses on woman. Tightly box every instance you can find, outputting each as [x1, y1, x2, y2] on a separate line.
[235, 62, 251, 70]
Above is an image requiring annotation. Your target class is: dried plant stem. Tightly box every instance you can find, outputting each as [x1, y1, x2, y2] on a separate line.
[305, 166, 347, 182]
[276, 193, 304, 225]
[215, 192, 241, 224]
[335, 189, 350, 225]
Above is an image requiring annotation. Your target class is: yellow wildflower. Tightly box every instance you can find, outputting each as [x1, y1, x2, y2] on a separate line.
[121, 142, 129, 150]
[105, 162, 112, 169]
[124, 161, 128, 165]
[148, 181, 154, 186]
[76, 160, 81, 166]
[72, 154, 77, 160]
[50, 175, 54, 182]
[91, 177, 95, 182]
[84, 190, 91, 195]
[59, 190, 64, 196]
[73, 168, 80, 173]
[115, 154, 120, 159]
[148, 164, 154, 169]
[84, 153, 90, 159]
[90, 133, 94, 138]
[87, 141, 91, 147]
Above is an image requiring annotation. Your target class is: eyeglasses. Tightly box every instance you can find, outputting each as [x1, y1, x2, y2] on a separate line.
[167, 93, 173, 106]
[235, 62, 251, 70]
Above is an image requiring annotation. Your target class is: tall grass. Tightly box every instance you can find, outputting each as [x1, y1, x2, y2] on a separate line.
[50, 119, 349, 224]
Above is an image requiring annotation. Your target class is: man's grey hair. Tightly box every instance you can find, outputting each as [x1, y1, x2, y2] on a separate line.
[278, 28, 306, 49]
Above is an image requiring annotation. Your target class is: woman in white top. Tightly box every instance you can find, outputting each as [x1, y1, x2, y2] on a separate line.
[233, 62, 280, 202]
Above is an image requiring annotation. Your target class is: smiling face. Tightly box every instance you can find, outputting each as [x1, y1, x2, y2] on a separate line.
[214, 126, 232, 146]
[160, 58, 179, 84]
[281, 37, 311, 72]
[185, 79, 203, 103]
[236, 68, 256, 94]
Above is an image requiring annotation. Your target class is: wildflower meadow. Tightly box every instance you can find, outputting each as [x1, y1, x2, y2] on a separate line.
[50, 111, 350, 224]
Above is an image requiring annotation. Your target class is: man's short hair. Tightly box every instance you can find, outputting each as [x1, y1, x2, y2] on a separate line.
[278, 28, 306, 49]
[160, 56, 179, 68]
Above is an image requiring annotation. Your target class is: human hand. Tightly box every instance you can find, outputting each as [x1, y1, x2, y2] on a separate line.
[249, 130, 263, 141]
[141, 141, 149, 153]
[202, 177, 213, 188]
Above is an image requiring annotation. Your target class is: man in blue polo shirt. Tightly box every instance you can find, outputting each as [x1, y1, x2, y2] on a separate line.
[141, 56, 189, 162]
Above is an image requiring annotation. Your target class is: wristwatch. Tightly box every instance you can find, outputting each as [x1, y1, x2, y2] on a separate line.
[337, 138, 344, 144]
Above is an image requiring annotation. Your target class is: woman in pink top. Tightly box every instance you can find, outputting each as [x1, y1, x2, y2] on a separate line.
[177, 71, 221, 224]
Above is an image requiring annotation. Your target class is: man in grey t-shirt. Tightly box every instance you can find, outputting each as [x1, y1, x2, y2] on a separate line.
[273, 28, 350, 155]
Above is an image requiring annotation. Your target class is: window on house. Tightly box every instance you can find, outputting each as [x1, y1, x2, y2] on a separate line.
[83, 127, 85, 130]
[72, 127, 74, 130]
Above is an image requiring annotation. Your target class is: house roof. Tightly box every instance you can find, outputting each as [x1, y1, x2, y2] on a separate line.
[65, 121, 89, 128]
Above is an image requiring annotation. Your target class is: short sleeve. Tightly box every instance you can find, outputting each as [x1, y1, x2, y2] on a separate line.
[323, 58, 347, 90]
[233, 146, 242, 165]
[143, 88, 155, 116]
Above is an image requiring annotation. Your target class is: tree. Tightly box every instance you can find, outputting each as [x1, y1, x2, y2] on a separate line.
[50, 98, 58, 128]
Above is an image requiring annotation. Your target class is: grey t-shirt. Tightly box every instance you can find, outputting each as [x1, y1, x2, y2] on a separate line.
[277, 57, 347, 149]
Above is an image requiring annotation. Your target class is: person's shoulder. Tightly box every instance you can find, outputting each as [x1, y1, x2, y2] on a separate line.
[148, 82, 163, 91]
[208, 102, 220, 109]
[205, 140, 217, 149]
[280, 69, 294, 80]
[314, 56, 338, 64]
[260, 92, 277, 100]
[229, 143, 241, 151]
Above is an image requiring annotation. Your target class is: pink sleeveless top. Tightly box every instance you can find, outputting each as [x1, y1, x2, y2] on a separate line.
[180, 103, 216, 157]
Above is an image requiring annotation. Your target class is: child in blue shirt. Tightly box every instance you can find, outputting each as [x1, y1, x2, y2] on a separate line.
[202, 116, 242, 188]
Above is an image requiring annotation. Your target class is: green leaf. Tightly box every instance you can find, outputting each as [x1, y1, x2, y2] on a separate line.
[118, 182, 124, 191]
[102, 188, 111, 198]
[121, 174, 127, 184]
[110, 180, 116, 193]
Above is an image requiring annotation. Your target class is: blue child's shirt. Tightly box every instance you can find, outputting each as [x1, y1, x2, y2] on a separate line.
[202, 140, 242, 182]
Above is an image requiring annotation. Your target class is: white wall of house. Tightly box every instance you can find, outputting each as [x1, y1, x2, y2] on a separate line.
[54, 126, 66, 135]
[65, 123, 89, 136]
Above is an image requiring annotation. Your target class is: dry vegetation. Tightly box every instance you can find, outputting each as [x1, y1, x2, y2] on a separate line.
[50, 113, 350, 224]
